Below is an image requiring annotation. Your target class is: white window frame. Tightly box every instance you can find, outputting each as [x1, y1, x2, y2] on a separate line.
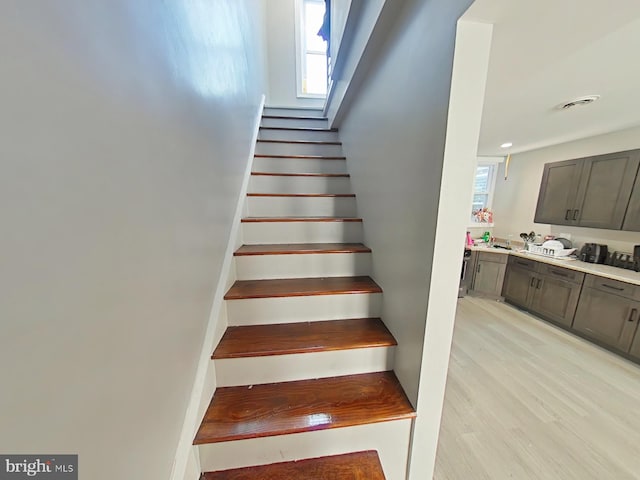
[294, 0, 328, 99]
[470, 156, 503, 226]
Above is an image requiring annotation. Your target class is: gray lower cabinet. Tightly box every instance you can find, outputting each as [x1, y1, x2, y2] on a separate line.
[502, 257, 583, 327]
[573, 287, 640, 353]
[630, 328, 640, 359]
[472, 252, 507, 296]
[529, 275, 582, 328]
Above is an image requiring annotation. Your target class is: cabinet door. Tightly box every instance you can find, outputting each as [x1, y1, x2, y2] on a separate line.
[623, 172, 640, 231]
[629, 328, 640, 359]
[534, 159, 583, 225]
[573, 150, 640, 229]
[473, 260, 506, 296]
[529, 275, 582, 327]
[573, 287, 640, 352]
[502, 265, 535, 308]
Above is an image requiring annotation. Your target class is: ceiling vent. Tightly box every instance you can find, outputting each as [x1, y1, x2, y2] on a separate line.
[557, 95, 600, 110]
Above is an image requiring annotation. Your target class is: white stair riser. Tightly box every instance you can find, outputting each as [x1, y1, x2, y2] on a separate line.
[261, 117, 328, 129]
[241, 221, 363, 244]
[255, 142, 343, 157]
[249, 175, 351, 194]
[259, 129, 339, 142]
[198, 419, 412, 479]
[215, 347, 395, 387]
[235, 252, 372, 280]
[226, 293, 382, 326]
[263, 108, 325, 118]
[246, 196, 357, 217]
[253, 157, 347, 174]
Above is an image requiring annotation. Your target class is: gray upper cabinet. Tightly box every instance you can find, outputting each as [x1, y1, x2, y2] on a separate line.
[534, 149, 640, 230]
[574, 151, 640, 229]
[534, 158, 583, 225]
[623, 171, 640, 231]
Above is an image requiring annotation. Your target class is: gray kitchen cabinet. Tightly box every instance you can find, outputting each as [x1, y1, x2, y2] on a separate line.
[502, 260, 536, 308]
[630, 328, 640, 359]
[472, 252, 507, 296]
[573, 275, 640, 353]
[503, 258, 583, 327]
[534, 158, 583, 225]
[573, 150, 640, 229]
[623, 172, 640, 231]
[529, 275, 582, 328]
[534, 149, 640, 230]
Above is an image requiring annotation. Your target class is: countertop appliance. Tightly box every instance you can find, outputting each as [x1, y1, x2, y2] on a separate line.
[579, 243, 608, 264]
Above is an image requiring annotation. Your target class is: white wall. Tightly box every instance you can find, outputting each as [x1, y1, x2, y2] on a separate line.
[493, 125, 640, 252]
[336, 0, 485, 477]
[0, 2, 266, 480]
[265, 0, 325, 109]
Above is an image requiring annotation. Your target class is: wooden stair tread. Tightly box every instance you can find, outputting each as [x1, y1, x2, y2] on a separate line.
[251, 172, 349, 177]
[234, 243, 370, 256]
[224, 276, 382, 300]
[260, 126, 338, 132]
[247, 193, 355, 198]
[241, 217, 362, 223]
[257, 139, 341, 145]
[201, 451, 386, 479]
[213, 318, 396, 359]
[194, 371, 415, 444]
[255, 154, 346, 160]
[262, 115, 327, 121]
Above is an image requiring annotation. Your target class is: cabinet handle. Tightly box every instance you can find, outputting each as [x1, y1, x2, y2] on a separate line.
[530, 277, 536, 287]
[601, 283, 625, 292]
[550, 269, 569, 278]
[536, 278, 542, 289]
[573, 209, 580, 220]
[517, 261, 530, 267]
[477, 263, 481, 273]
[629, 308, 638, 322]
[565, 209, 571, 220]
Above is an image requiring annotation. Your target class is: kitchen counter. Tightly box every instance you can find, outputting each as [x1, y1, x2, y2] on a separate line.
[469, 246, 640, 286]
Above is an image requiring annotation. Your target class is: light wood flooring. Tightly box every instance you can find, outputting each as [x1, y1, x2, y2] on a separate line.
[435, 296, 640, 480]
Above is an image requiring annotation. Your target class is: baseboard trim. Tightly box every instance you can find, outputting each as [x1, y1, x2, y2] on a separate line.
[170, 94, 265, 480]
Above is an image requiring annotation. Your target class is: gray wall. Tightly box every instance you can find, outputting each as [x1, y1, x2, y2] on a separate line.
[0, 1, 266, 479]
[338, 0, 474, 405]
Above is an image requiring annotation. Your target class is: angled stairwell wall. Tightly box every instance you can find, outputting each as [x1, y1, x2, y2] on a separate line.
[0, 2, 267, 480]
[335, 0, 492, 478]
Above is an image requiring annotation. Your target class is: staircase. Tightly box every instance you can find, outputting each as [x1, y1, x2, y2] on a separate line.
[195, 108, 416, 479]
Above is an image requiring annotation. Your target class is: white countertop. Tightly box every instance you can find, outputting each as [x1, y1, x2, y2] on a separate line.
[469, 245, 640, 286]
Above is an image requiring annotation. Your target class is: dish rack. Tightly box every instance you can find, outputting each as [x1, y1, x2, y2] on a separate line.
[526, 242, 576, 258]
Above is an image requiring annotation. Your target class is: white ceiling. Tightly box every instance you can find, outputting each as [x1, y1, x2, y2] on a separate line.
[464, 0, 640, 156]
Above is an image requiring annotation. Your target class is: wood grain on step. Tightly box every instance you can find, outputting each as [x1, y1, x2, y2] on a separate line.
[257, 139, 342, 145]
[251, 172, 349, 177]
[259, 126, 338, 132]
[247, 193, 355, 197]
[193, 371, 415, 444]
[241, 217, 362, 223]
[234, 243, 370, 256]
[224, 276, 382, 300]
[201, 450, 386, 480]
[255, 154, 346, 160]
[213, 318, 396, 359]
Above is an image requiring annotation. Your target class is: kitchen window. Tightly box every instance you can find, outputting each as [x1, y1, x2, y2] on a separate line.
[295, 0, 328, 97]
[471, 160, 500, 223]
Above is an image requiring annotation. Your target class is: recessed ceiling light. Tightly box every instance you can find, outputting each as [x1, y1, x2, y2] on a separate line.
[500, 142, 513, 148]
[557, 95, 600, 110]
